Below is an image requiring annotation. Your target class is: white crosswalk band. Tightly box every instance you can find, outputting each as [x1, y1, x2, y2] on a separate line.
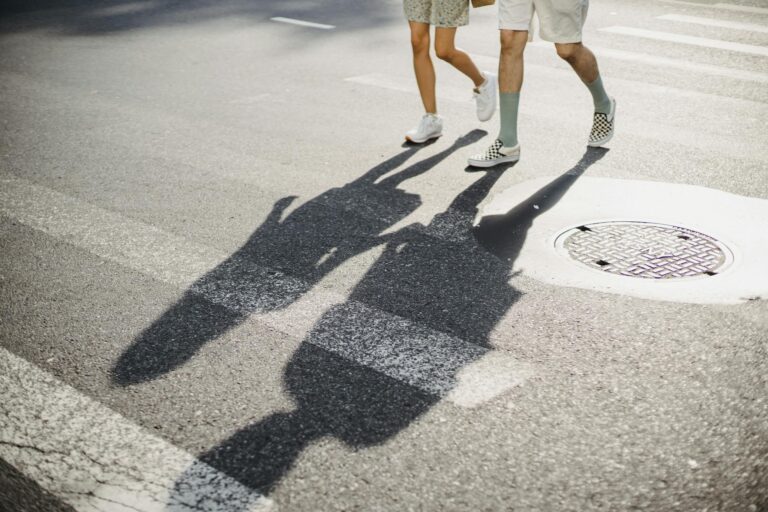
[0, 348, 273, 512]
[525, 41, 768, 84]
[270, 17, 335, 30]
[600, 26, 768, 57]
[713, 2, 768, 15]
[659, 0, 768, 15]
[0, 175, 533, 408]
[657, 14, 768, 34]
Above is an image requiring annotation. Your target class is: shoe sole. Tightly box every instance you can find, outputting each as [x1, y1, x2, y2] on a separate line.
[477, 108, 496, 123]
[588, 130, 614, 147]
[467, 154, 520, 168]
[405, 132, 442, 144]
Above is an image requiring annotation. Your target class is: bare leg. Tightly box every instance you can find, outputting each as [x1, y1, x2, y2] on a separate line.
[499, 30, 527, 93]
[555, 42, 611, 113]
[409, 21, 437, 114]
[434, 27, 485, 88]
[554, 42, 598, 83]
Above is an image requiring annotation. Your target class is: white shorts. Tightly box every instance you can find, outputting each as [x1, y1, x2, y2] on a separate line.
[499, 0, 588, 43]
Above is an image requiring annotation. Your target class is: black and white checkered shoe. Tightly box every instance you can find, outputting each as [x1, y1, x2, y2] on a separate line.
[467, 139, 520, 168]
[588, 97, 616, 147]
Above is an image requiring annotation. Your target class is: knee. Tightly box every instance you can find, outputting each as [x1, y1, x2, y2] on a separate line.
[500, 31, 525, 58]
[434, 42, 454, 62]
[555, 43, 579, 62]
[411, 33, 430, 55]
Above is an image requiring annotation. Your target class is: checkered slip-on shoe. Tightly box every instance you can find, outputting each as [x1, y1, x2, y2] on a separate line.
[467, 139, 520, 168]
[588, 97, 616, 147]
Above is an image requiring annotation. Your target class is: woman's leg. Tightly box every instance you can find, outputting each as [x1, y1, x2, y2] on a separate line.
[434, 27, 484, 88]
[409, 21, 437, 114]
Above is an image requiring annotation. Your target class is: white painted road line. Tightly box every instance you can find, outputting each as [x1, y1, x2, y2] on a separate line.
[0, 348, 273, 512]
[713, 2, 768, 15]
[659, 0, 768, 15]
[346, 70, 768, 157]
[527, 40, 768, 84]
[657, 14, 768, 33]
[270, 17, 335, 30]
[0, 175, 533, 407]
[599, 26, 768, 57]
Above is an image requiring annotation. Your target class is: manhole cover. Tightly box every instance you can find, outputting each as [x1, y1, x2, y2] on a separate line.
[554, 221, 733, 279]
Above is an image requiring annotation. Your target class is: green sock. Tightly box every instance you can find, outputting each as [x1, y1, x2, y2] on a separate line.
[587, 75, 612, 114]
[498, 92, 520, 147]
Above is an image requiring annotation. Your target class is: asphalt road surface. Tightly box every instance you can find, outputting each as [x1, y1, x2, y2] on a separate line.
[1, 0, 767, 511]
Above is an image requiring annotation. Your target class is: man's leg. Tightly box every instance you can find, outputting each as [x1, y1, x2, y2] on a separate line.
[467, 29, 527, 167]
[555, 42, 615, 146]
[498, 29, 528, 147]
[554, 43, 611, 114]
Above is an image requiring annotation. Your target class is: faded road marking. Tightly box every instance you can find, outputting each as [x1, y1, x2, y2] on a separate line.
[270, 17, 335, 30]
[0, 175, 534, 406]
[600, 26, 768, 57]
[0, 348, 273, 512]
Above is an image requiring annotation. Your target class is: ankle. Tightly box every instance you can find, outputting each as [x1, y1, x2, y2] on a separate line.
[594, 98, 612, 114]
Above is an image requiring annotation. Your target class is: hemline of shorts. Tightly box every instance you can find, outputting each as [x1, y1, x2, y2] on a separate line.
[407, 19, 470, 28]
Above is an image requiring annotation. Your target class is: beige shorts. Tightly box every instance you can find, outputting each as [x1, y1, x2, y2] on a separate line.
[404, 0, 470, 28]
[499, 0, 588, 43]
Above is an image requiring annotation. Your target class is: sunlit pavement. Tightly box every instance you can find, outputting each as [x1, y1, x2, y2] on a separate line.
[1, 1, 767, 511]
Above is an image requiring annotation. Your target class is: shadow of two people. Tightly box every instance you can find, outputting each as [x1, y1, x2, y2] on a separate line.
[181, 146, 608, 498]
[112, 131, 607, 499]
[113, 129, 487, 386]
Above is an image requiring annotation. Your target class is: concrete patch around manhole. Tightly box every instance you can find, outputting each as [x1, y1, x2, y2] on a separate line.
[474, 176, 768, 304]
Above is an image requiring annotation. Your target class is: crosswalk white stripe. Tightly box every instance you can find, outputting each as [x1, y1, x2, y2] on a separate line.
[659, 0, 768, 15]
[527, 40, 768, 84]
[657, 13, 768, 33]
[0, 348, 272, 512]
[270, 17, 335, 30]
[714, 2, 768, 15]
[346, 70, 767, 157]
[0, 175, 533, 407]
[599, 26, 768, 57]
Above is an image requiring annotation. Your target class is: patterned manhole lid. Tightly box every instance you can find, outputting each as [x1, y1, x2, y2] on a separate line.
[554, 221, 734, 279]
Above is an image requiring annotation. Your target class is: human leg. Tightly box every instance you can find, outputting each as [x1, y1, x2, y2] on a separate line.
[554, 41, 615, 146]
[409, 21, 437, 114]
[434, 27, 485, 87]
[498, 29, 528, 147]
[535, 0, 615, 145]
[467, 11, 529, 167]
[554, 43, 611, 114]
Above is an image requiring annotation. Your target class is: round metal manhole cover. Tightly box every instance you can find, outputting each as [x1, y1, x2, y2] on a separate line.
[554, 222, 734, 279]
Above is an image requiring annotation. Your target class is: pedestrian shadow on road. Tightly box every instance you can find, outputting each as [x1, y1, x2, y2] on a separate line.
[474, 146, 610, 263]
[169, 148, 609, 502]
[111, 130, 485, 386]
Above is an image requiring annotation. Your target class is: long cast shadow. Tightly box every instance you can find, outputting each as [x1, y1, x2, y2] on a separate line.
[474, 147, 609, 263]
[171, 147, 608, 502]
[112, 130, 485, 386]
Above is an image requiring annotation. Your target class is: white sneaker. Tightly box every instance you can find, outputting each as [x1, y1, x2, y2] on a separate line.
[474, 71, 497, 122]
[405, 114, 443, 144]
[588, 97, 616, 147]
[467, 139, 520, 168]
